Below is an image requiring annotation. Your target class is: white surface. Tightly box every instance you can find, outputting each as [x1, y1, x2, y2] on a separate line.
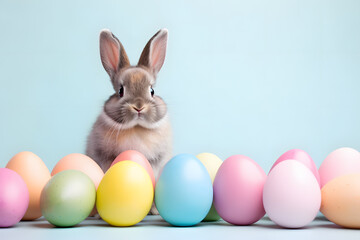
[0, 215, 359, 240]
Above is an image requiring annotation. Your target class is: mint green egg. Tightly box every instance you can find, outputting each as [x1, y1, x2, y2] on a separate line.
[203, 204, 221, 221]
[40, 170, 96, 227]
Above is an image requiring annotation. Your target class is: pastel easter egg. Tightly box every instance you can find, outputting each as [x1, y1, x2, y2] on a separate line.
[97, 161, 153, 226]
[155, 154, 213, 226]
[263, 160, 321, 228]
[196, 152, 223, 221]
[0, 168, 29, 227]
[321, 173, 360, 228]
[52, 153, 104, 189]
[213, 155, 266, 225]
[270, 149, 320, 186]
[6, 151, 51, 220]
[319, 147, 360, 188]
[40, 170, 96, 227]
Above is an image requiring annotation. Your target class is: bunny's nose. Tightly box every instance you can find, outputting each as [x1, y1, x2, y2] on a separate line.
[133, 106, 144, 113]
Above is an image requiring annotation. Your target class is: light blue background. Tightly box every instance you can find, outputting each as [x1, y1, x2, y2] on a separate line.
[0, 0, 359, 172]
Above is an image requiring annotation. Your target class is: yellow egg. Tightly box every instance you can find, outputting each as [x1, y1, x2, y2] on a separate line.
[96, 161, 153, 226]
[196, 152, 223, 221]
[51, 153, 104, 189]
[196, 153, 223, 183]
[6, 151, 51, 220]
[321, 174, 360, 228]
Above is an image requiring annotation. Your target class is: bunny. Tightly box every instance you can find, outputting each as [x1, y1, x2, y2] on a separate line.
[86, 29, 172, 214]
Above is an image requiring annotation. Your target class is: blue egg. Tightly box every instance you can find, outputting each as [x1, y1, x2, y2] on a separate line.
[155, 153, 213, 226]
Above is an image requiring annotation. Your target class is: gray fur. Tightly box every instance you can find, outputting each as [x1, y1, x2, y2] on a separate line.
[86, 29, 172, 214]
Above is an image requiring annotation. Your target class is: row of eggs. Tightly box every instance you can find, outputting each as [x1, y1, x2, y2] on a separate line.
[1, 147, 360, 228]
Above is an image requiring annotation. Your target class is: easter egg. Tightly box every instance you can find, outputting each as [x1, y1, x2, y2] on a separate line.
[213, 155, 266, 225]
[0, 168, 29, 227]
[155, 154, 213, 226]
[40, 170, 96, 227]
[111, 150, 155, 188]
[51, 153, 104, 189]
[96, 161, 153, 226]
[320, 174, 360, 228]
[271, 149, 320, 186]
[6, 151, 51, 220]
[319, 147, 360, 188]
[263, 160, 321, 228]
[197, 153, 223, 221]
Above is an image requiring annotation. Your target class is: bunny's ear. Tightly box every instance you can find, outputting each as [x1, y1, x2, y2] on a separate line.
[99, 29, 130, 78]
[138, 29, 168, 76]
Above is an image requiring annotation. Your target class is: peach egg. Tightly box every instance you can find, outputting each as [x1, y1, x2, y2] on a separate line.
[321, 174, 360, 228]
[51, 153, 104, 189]
[6, 151, 51, 220]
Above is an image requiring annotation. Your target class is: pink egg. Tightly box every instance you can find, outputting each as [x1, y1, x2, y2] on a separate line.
[111, 150, 155, 188]
[263, 160, 321, 228]
[270, 149, 320, 186]
[213, 155, 266, 225]
[319, 147, 360, 188]
[0, 168, 29, 227]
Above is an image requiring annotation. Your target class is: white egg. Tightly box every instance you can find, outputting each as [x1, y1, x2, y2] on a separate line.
[263, 160, 321, 228]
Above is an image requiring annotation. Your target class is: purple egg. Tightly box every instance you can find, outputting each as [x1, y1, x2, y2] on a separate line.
[270, 149, 320, 186]
[0, 168, 29, 227]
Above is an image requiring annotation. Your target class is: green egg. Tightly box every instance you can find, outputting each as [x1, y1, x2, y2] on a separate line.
[40, 170, 96, 227]
[203, 204, 221, 221]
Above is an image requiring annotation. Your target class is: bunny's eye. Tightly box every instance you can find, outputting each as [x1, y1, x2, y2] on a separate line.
[150, 87, 154, 97]
[119, 85, 124, 97]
